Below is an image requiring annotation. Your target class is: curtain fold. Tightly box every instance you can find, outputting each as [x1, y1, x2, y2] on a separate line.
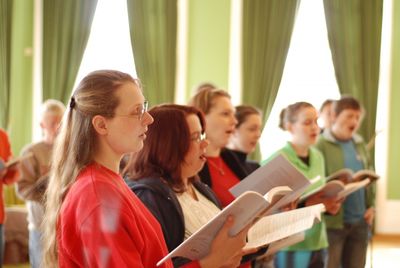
[323, 0, 383, 144]
[0, 0, 12, 128]
[126, 0, 177, 105]
[42, 0, 98, 103]
[242, 0, 300, 160]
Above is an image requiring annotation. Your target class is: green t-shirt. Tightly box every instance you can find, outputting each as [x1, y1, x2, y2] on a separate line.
[262, 142, 328, 251]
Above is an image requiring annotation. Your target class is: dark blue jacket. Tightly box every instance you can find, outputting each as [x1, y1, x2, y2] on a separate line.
[126, 177, 220, 267]
[126, 176, 267, 267]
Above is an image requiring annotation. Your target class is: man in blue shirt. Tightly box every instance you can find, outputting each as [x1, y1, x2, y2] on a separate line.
[316, 96, 376, 268]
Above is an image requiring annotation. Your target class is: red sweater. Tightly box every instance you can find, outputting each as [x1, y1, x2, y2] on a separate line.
[0, 129, 19, 223]
[58, 163, 199, 268]
[207, 156, 240, 207]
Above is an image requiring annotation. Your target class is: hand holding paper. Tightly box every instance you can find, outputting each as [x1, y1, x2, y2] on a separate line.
[0, 152, 34, 171]
[199, 216, 256, 268]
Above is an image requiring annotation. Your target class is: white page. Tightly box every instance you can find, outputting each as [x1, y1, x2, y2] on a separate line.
[338, 178, 371, 199]
[300, 180, 344, 202]
[229, 154, 312, 213]
[157, 191, 269, 266]
[245, 204, 325, 248]
[263, 185, 292, 204]
[230, 154, 311, 198]
[261, 232, 305, 257]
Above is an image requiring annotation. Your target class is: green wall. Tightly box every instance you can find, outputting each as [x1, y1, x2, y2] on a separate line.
[387, 0, 400, 199]
[9, 0, 34, 155]
[186, 0, 231, 99]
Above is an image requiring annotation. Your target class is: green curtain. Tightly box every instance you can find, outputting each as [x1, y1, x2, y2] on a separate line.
[242, 0, 300, 161]
[42, 0, 98, 103]
[126, 0, 177, 105]
[323, 0, 383, 145]
[0, 0, 12, 128]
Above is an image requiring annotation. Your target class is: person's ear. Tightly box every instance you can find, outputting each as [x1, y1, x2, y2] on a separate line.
[92, 115, 108, 135]
[286, 122, 293, 133]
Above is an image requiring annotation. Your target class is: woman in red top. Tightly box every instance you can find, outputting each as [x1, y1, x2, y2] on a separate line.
[43, 70, 249, 268]
[189, 88, 249, 207]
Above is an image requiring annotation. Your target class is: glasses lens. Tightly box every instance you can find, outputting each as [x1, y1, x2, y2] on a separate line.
[199, 133, 206, 142]
[139, 101, 149, 120]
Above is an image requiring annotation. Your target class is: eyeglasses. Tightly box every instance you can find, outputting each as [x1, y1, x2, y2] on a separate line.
[115, 101, 149, 120]
[190, 132, 207, 143]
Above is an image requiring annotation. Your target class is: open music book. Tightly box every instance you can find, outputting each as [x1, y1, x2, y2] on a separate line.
[156, 154, 321, 266]
[156, 189, 325, 266]
[244, 204, 325, 249]
[325, 168, 379, 184]
[256, 232, 306, 259]
[300, 176, 372, 202]
[0, 152, 33, 171]
[230, 154, 315, 210]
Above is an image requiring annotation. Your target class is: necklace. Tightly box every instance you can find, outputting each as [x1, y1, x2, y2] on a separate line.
[185, 184, 199, 201]
[207, 158, 225, 176]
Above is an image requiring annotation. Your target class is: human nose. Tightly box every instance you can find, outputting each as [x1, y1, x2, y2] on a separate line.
[352, 116, 360, 125]
[141, 112, 154, 126]
[313, 121, 320, 131]
[231, 115, 238, 126]
[201, 138, 209, 149]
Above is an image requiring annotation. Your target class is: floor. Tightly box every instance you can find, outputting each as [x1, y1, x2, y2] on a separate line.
[366, 234, 400, 267]
[2, 234, 400, 267]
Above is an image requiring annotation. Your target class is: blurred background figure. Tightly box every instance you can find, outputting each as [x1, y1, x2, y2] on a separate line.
[318, 99, 335, 132]
[17, 99, 65, 268]
[263, 102, 341, 268]
[317, 96, 375, 268]
[193, 82, 217, 93]
[227, 105, 263, 174]
[0, 128, 20, 265]
[189, 88, 246, 207]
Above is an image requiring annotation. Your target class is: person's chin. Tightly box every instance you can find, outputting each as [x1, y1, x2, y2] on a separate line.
[343, 131, 353, 140]
[192, 162, 205, 174]
[220, 139, 230, 148]
[247, 145, 256, 153]
[131, 141, 144, 153]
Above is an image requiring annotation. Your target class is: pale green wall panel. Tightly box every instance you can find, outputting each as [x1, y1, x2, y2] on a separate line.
[387, 0, 400, 199]
[186, 0, 231, 98]
[9, 0, 34, 155]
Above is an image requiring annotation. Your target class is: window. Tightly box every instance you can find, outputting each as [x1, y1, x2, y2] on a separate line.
[75, 0, 136, 85]
[260, 0, 340, 159]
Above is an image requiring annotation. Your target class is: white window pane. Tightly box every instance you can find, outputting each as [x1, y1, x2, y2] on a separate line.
[75, 0, 136, 88]
[260, 0, 340, 159]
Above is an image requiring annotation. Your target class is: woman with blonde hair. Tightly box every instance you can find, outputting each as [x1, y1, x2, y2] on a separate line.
[189, 88, 247, 207]
[43, 70, 249, 267]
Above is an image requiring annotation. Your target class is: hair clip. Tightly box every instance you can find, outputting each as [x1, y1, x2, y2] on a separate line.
[69, 97, 76, 109]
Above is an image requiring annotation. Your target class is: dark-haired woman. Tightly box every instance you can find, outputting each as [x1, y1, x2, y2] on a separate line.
[124, 104, 257, 268]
